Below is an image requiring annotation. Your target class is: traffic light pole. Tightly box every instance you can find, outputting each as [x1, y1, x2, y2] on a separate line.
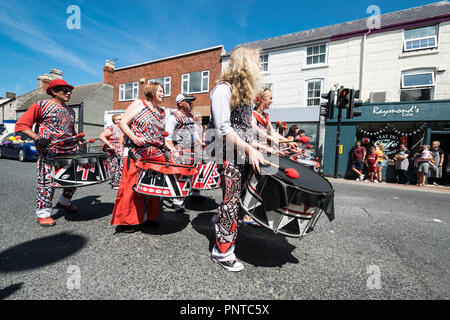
[334, 105, 343, 179]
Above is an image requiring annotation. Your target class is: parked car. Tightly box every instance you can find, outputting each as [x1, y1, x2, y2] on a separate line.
[0, 132, 38, 161]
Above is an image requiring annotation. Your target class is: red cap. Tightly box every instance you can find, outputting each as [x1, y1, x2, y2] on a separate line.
[46, 79, 74, 95]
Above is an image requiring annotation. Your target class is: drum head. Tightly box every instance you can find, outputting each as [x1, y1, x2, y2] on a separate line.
[263, 155, 332, 193]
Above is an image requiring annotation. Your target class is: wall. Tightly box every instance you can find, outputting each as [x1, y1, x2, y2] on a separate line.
[110, 47, 223, 116]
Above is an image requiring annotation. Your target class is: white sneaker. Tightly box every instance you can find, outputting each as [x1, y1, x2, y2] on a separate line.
[364, 179, 369, 182]
[374, 180, 379, 183]
[360, 174, 365, 180]
[356, 177, 361, 181]
[211, 257, 244, 272]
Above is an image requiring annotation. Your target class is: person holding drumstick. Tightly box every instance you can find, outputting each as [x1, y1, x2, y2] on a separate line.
[15, 79, 85, 227]
[164, 93, 198, 212]
[208, 47, 265, 272]
[111, 82, 166, 233]
[98, 114, 124, 189]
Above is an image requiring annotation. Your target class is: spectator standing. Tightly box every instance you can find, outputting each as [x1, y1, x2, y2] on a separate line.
[365, 146, 379, 183]
[428, 141, 444, 186]
[351, 141, 366, 181]
[415, 145, 433, 187]
[393, 143, 410, 184]
[375, 143, 387, 183]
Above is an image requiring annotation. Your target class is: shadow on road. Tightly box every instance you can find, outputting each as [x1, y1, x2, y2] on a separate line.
[0, 283, 24, 300]
[0, 232, 86, 273]
[191, 212, 299, 268]
[53, 196, 113, 222]
[184, 196, 219, 211]
[141, 208, 190, 236]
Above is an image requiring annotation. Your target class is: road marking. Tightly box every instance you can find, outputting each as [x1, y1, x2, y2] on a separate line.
[433, 219, 442, 223]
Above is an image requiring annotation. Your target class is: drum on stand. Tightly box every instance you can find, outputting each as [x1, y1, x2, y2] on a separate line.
[240, 155, 334, 238]
[50, 153, 111, 188]
[133, 159, 197, 198]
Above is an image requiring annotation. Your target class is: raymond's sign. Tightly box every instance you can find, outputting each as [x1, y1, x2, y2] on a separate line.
[372, 105, 420, 118]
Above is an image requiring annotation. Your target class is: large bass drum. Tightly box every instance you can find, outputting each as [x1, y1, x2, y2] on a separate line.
[240, 155, 334, 238]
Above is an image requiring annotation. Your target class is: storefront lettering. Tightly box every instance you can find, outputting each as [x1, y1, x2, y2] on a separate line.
[372, 105, 419, 118]
[374, 133, 399, 156]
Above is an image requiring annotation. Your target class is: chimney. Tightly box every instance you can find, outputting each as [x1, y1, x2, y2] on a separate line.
[6, 92, 16, 99]
[49, 68, 63, 80]
[103, 60, 115, 85]
[41, 74, 52, 93]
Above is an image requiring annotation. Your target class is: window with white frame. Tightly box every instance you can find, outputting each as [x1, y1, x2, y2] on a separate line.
[400, 70, 435, 101]
[119, 82, 138, 101]
[306, 44, 327, 65]
[182, 70, 209, 94]
[306, 80, 323, 106]
[404, 25, 437, 51]
[260, 54, 269, 71]
[148, 77, 171, 96]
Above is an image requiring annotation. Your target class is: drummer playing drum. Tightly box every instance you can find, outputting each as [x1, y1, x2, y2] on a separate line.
[15, 79, 86, 227]
[164, 92, 200, 212]
[110, 82, 166, 233]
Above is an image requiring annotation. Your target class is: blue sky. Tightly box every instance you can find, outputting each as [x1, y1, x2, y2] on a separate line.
[0, 0, 440, 96]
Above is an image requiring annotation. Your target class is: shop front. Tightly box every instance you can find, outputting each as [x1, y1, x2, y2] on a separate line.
[323, 100, 450, 182]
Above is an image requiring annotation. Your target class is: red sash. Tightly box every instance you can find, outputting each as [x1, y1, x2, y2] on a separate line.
[252, 110, 270, 128]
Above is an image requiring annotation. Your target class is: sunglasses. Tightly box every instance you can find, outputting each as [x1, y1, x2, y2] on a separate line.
[55, 87, 72, 94]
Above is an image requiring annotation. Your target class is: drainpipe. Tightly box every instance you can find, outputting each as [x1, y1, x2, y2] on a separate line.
[359, 29, 371, 99]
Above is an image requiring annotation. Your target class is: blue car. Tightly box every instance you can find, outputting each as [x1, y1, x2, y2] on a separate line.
[0, 132, 38, 161]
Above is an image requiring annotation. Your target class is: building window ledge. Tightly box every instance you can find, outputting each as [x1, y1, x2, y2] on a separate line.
[399, 49, 439, 59]
[301, 64, 328, 71]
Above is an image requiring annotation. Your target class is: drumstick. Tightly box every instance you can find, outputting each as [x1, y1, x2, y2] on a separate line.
[263, 159, 299, 179]
[53, 132, 85, 143]
[278, 139, 298, 144]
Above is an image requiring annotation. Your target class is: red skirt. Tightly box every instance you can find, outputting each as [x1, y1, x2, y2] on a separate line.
[111, 155, 165, 226]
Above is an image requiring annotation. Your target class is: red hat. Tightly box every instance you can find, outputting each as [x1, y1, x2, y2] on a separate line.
[46, 79, 74, 95]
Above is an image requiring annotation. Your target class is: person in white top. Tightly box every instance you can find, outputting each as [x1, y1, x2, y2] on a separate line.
[207, 47, 266, 272]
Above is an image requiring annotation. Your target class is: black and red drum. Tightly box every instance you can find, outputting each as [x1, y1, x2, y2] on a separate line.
[50, 153, 110, 188]
[192, 154, 221, 190]
[133, 159, 197, 198]
[240, 155, 334, 238]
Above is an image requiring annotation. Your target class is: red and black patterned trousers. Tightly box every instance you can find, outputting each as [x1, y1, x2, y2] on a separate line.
[212, 162, 249, 262]
[36, 157, 76, 218]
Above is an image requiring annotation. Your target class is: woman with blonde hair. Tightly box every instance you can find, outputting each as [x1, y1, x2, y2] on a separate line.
[111, 82, 166, 233]
[428, 140, 444, 185]
[99, 113, 124, 189]
[208, 46, 265, 272]
[375, 143, 387, 182]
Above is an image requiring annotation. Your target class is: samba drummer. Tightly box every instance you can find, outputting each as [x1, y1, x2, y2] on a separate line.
[207, 47, 266, 272]
[164, 93, 201, 212]
[15, 79, 86, 227]
[111, 82, 166, 233]
[237, 87, 284, 227]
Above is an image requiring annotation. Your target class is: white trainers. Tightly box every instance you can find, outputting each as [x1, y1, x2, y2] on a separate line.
[211, 257, 244, 272]
[374, 180, 379, 183]
[360, 174, 365, 180]
[356, 177, 361, 181]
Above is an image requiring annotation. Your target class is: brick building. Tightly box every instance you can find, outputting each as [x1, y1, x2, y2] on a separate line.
[104, 45, 225, 121]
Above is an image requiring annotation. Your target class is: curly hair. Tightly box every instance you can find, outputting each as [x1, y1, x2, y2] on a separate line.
[254, 87, 272, 108]
[218, 47, 261, 109]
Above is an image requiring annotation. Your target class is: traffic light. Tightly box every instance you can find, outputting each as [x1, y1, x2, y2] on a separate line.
[346, 89, 363, 119]
[320, 90, 335, 119]
[337, 88, 351, 109]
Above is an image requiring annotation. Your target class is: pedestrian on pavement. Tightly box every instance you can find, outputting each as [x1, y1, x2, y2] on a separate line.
[15, 79, 85, 227]
[415, 145, 433, 187]
[393, 143, 410, 184]
[375, 143, 387, 183]
[428, 140, 445, 186]
[208, 46, 265, 272]
[365, 146, 379, 183]
[351, 140, 366, 181]
[99, 114, 124, 189]
[110, 82, 166, 233]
